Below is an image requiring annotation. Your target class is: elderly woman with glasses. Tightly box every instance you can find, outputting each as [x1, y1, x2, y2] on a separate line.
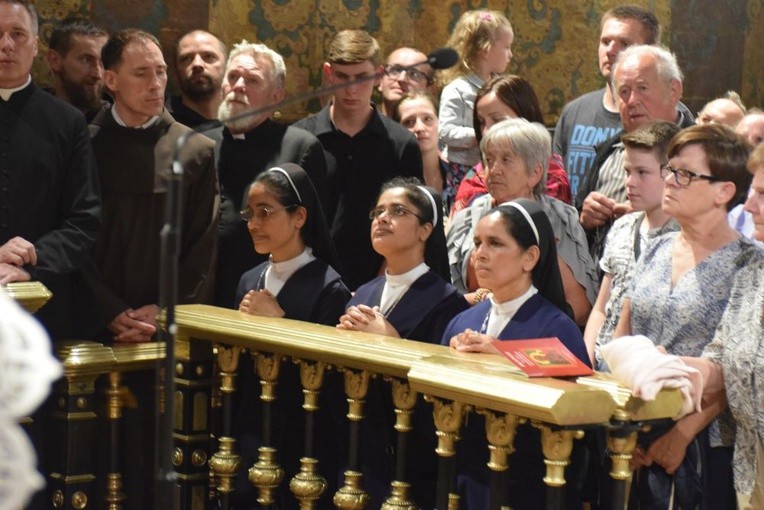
[447, 118, 598, 325]
[691, 142, 764, 509]
[614, 124, 756, 510]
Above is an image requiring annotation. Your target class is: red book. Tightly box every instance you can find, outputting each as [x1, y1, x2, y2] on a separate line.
[492, 337, 593, 377]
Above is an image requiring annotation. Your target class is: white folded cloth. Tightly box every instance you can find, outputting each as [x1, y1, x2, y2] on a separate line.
[601, 335, 703, 419]
[0, 287, 61, 509]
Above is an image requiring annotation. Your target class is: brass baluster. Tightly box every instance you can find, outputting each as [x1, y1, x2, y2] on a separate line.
[479, 410, 521, 509]
[427, 397, 471, 510]
[290, 360, 328, 509]
[535, 422, 584, 510]
[607, 413, 641, 510]
[208, 344, 243, 510]
[333, 368, 371, 509]
[248, 352, 285, 506]
[104, 372, 127, 510]
[381, 378, 418, 510]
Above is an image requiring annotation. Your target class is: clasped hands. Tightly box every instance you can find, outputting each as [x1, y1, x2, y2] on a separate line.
[448, 328, 499, 354]
[238, 289, 285, 318]
[108, 304, 160, 343]
[580, 192, 632, 229]
[336, 304, 399, 337]
[0, 236, 36, 284]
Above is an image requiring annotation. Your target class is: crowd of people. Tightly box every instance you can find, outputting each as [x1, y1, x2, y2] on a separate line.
[1, 0, 763, 508]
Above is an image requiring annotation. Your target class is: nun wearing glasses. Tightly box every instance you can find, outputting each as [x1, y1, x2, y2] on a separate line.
[338, 176, 469, 344]
[233, 163, 349, 510]
[236, 163, 350, 324]
[443, 199, 590, 510]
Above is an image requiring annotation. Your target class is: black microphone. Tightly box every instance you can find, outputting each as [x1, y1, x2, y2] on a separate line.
[426, 47, 458, 70]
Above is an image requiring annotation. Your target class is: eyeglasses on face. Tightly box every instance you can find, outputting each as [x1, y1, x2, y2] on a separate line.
[661, 163, 720, 186]
[385, 64, 430, 85]
[240, 205, 297, 222]
[369, 204, 423, 221]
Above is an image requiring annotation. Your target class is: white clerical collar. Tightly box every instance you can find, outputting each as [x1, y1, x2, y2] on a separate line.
[269, 247, 314, 276]
[111, 105, 160, 129]
[0, 75, 31, 101]
[484, 285, 538, 338]
[385, 262, 429, 287]
[263, 247, 315, 296]
[230, 132, 246, 140]
[490, 285, 538, 316]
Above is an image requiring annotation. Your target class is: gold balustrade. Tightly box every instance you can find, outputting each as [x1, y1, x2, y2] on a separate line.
[48, 341, 166, 510]
[18, 295, 685, 510]
[171, 304, 684, 510]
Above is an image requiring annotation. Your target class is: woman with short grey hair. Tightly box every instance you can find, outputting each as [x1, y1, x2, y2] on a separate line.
[447, 118, 598, 325]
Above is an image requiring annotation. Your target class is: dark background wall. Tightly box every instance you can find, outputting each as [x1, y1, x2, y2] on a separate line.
[31, 0, 764, 125]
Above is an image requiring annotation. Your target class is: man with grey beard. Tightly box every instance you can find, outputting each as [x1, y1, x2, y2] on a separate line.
[166, 29, 226, 128]
[201, 40, 328, 308]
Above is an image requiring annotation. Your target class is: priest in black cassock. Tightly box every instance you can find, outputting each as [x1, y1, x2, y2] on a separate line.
[0, 0, 101, 342]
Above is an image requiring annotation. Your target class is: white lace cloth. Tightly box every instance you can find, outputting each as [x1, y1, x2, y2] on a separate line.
[601, 335, 702, 419]
[0, 287, 62, 509]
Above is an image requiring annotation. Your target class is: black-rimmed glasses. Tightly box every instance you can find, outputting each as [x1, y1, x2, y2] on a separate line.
[661, 163, 720, 186]
[385, 65, 430, 85]
[240, 205, 298, 222]
[369, 204, 422, 221]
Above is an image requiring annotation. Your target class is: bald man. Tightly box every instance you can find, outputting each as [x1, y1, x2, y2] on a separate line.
[378, 46, 433, 116]
[697, 97, 745, 127]
[736, 110, 764, 146]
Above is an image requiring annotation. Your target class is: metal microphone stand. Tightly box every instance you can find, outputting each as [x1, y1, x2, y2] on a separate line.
[155, 135, 190, 510]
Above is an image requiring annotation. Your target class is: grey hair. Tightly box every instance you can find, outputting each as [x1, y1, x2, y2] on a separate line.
[480, 118, 550, 197]
[227, 39, 286, 89]
[2, 0, 38, 34]
[611, 44, 683, 89]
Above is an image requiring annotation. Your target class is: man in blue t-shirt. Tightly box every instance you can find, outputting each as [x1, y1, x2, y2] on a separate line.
[553, 5, 660, 196]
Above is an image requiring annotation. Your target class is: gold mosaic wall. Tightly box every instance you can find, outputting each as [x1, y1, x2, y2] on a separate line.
[31, 0, 764, 125]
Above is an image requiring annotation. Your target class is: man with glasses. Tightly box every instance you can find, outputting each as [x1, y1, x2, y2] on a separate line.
[576, 44, 694, 262]
[206, 40, 328, 307]
[378, 46, 433, 117]
[294, 30, 422, 289]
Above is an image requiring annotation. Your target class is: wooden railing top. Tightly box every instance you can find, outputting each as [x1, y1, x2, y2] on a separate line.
[5, 281, 52, 313]
[173, 304, 684, 427]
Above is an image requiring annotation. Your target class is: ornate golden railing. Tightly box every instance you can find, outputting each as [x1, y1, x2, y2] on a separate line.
[49, 341, 165, 510]
[10, 283, 682, 510]
[170, 304, 683, 510]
